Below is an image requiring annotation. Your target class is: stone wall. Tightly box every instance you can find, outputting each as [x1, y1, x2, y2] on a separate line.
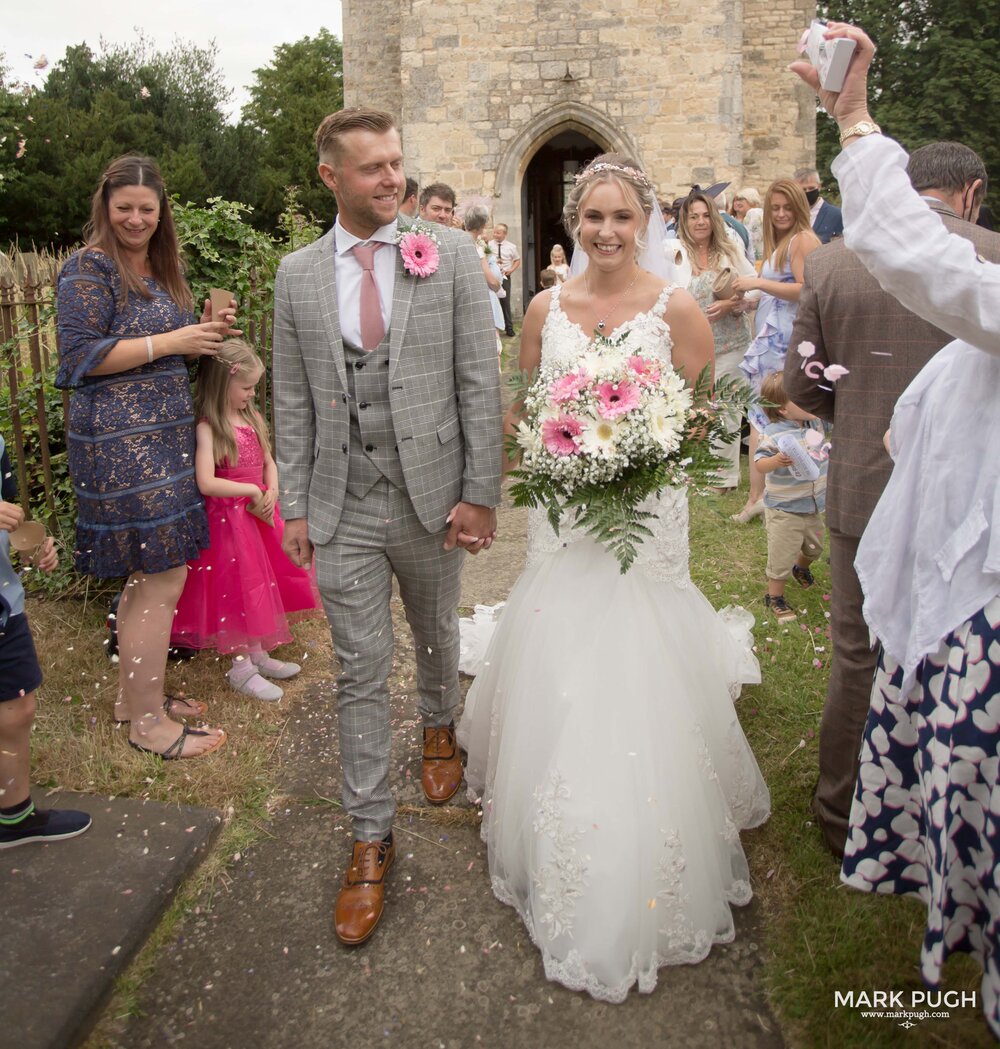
[344, 0, 818, 310]
[743, 0, 818, 188]
[342, 0, 403, 119]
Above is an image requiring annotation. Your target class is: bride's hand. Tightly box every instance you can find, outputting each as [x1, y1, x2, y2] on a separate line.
[444, 502, 497, 554]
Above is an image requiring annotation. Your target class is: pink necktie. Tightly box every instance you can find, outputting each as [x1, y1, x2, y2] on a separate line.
[352, 241, 386, 351]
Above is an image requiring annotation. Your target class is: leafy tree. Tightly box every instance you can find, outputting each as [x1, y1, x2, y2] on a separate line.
[816, 2, 1000, 201]
[241, 28, 343, 229]
[0, 37, 233, 246]
[0, 54, 26, 199]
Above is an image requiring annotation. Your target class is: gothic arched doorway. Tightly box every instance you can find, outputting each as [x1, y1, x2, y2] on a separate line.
[493, 102, 639, 319]
[521, 130, 602, 302]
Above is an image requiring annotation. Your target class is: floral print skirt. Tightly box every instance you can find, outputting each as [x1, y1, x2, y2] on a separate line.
[841, 594, 1000, 1037]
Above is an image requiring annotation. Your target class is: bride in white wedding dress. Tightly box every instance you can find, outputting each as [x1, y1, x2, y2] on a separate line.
[457, 156, 770, 1003]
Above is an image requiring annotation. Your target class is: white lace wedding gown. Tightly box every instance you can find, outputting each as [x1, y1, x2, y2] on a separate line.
[457, 284, 770, 1003]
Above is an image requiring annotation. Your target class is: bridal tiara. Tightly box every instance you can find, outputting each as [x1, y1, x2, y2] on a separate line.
[574, 162, 653, 189]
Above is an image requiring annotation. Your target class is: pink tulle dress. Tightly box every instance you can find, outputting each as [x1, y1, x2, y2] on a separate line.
[172, 425, 320, 654]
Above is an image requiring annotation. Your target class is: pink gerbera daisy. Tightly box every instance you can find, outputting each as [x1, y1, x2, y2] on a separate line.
[399, 232, 440, 277]
[541, 413, 583, 456]
[627, 356, 661, 386]
[549, 370, 589, 404]
[595, 379, 641, 420]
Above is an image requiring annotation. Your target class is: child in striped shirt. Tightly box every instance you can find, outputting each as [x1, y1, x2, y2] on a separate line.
[753, 372, 828, 623]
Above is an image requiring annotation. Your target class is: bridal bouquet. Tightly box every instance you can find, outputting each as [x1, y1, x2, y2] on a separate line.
[506, 332, 753, 572]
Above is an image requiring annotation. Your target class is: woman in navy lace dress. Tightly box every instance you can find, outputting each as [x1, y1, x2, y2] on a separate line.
[56, 154, 233, 759]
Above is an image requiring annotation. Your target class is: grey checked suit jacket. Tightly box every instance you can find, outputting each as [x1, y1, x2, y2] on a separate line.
[272, 225, 503, 544]
[785, 202, 1000, 538]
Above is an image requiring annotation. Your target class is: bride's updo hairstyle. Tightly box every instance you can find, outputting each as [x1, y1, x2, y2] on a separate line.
[562, 153, 657, 257]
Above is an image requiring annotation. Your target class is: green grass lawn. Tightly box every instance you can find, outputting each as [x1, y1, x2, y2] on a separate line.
[22, 467, 995, 1048]
[690, 482, 992, 1049]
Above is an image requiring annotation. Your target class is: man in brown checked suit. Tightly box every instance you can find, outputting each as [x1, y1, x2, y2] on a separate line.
[784, 141, 1000, 858]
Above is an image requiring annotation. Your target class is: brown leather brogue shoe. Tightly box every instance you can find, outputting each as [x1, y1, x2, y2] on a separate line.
[422, 722, 463, 804]
[333, 836, 395, 945]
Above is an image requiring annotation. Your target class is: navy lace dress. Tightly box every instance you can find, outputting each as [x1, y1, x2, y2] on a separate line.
[56, 249, 208, 578]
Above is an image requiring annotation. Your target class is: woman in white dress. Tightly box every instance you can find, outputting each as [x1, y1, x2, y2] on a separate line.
[457, 154, 770, 1003]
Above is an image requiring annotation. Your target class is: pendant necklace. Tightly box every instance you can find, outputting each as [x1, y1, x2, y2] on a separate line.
[585, 265, 640, 333]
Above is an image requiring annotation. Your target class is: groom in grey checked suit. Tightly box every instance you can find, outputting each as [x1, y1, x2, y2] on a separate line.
[273, 107, 502, 945]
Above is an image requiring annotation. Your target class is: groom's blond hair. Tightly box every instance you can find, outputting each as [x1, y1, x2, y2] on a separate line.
[315, 108, 398, 166]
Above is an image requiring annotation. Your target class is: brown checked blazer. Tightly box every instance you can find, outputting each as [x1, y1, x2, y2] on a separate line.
[784, 203, 1000, 538]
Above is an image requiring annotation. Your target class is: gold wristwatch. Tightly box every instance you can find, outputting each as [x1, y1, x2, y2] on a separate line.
[839, 119, 881, 146]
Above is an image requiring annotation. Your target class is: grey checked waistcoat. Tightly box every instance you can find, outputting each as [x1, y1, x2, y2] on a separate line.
[342, 337, 406, 498]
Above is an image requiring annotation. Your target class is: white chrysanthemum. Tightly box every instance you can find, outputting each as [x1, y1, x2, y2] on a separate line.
[578, 414, 622, 459]
[658, 369, 688, 398]
[514, 420, 542, 456]
[536, 402, 563, 424]
[647, 397, 685, 452]
[576, 350, 608, 378]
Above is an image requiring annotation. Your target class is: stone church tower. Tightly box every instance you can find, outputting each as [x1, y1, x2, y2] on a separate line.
[343, 0, 817, 314]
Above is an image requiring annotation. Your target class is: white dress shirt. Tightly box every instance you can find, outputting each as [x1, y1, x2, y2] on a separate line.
[834, 134, 1000, 691]
[333, 217, 398, 349]
[489, 238, 520, 274]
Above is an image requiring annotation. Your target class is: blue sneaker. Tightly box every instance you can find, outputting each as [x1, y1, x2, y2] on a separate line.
[0, 806, 92, 849]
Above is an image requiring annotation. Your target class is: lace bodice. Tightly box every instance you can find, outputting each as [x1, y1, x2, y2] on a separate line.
[539, 282, 675, 369]
[527, 284, 691, 586]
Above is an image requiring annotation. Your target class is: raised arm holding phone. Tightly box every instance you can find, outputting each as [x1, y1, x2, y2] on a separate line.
[793, 23, 1000, 1038]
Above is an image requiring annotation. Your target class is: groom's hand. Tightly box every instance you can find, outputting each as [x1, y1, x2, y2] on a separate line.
[444, 502, 497, 554]
[282, 518, 314, 569]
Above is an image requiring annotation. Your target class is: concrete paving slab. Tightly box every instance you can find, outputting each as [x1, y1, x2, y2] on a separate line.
[115, 804, 781, 1049]
[1, 790, 221, 1049]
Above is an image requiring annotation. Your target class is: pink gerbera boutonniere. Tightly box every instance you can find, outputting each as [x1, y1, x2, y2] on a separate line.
[394, 219, 440, 278]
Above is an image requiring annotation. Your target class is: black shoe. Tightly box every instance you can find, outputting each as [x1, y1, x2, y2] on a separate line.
[106, 592, 121, 660]
[792, 564, 816, 589]
[0, 807, 92, 849]
[167, 644, 198, 662]
[764, 593, 797, 623]
[106, 591, 196, 662]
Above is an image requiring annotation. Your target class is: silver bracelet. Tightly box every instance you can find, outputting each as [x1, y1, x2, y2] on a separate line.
[145, 336, 154, 363]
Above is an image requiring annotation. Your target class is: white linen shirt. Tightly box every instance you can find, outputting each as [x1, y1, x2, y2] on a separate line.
[333, 217, 398, 349]
[834, 134, 1000, 691]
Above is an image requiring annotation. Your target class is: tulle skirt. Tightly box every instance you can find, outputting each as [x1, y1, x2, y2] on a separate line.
[172, 489, 320, 655]
[457, 537, 769, 1002]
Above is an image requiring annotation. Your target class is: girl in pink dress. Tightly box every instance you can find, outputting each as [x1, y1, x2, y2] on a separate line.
[172, 340, 319, 700]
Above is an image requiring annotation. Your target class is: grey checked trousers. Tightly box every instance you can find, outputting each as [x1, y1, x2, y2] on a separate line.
[313, 479, 465, 840]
